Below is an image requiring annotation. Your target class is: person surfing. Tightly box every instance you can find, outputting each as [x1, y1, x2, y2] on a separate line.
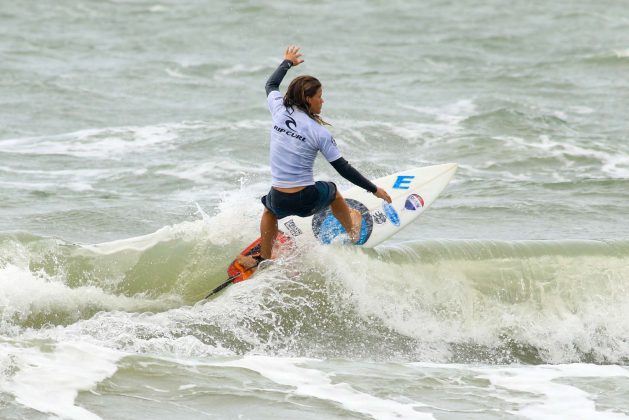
[237, 46, 391, 270]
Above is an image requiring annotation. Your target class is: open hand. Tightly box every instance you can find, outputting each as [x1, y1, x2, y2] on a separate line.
[373, 187, 392, 203]
[284, 45, 304, 66]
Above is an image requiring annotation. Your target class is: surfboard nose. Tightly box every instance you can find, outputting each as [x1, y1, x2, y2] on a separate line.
[440, 162, 458, 172]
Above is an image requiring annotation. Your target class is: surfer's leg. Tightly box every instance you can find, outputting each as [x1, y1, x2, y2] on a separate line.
[236, 209, 278, 270]
[330, 191, 361, 243]
[260, 208, 278, 259]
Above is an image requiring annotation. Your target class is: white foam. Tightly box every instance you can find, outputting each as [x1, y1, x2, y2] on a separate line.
[474, 364, 629, 419]
[501, 135, 629, 179]
[216, 356, 433, 420]
[149, 5, 167, 12]
[0, 264, 170, 325]
[82, 219, 208, 254]
[83, 190, 264, 255]
[0, 237, 31, 268]
[402, 99, 476, 125]
[318, 242, 629, 363]
[0, 122, 201, 159]
[389, 99, 477, 140]
[197, 189, 267, 245]
[0, 341, 123, 420]
[156, 159, 268, 184]
[613, 49, 629, 58]
[601, 154, 629, 179]
[165, 67, 188, 78]
[215, 64, 266, 77]
[0, 179, 93, 192]
[569, 106, 595, 115]
[317, 245, 461, 351]
[329, 114, 468, 147]
[552, 110, 568, 120]
[457, 162, 535, 182]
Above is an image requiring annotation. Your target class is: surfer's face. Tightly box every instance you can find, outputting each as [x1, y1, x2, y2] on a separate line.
[307, 88, 324, 115]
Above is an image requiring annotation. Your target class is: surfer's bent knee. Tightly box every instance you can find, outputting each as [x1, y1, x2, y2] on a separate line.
[332, 191, 351, 209]
[263, 207, 277, 218]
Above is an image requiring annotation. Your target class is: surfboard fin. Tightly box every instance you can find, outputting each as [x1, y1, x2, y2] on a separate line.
[204, 257, 275, 299]
[204, 267, 254, 299]
[204, 276, 236, 299]
[204, 232, 291, 299]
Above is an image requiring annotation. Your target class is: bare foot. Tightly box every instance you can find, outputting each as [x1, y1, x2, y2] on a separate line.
[349, 209, 362, 243]
[235, 254, 258, 270]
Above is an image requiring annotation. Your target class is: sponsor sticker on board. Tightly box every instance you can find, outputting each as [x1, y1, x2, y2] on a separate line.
[312, 199, 374, 245]
[404, 194, 425, 211]
[372, 210, 387, 224]
[382, 203, 400, 227]
[284, 219, 303, 236]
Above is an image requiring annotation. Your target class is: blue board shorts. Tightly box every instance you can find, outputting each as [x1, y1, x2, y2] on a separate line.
[261, 181, 337, 219]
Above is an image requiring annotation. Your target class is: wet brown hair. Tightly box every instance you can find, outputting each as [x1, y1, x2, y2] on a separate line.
[283, 75, 328, 125]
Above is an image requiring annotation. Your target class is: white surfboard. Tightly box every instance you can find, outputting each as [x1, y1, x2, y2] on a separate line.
[278, 163, 458, 247]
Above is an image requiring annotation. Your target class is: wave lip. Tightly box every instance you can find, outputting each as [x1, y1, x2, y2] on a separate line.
[3, 224, 629, 364]
[326, 239, 629, 364]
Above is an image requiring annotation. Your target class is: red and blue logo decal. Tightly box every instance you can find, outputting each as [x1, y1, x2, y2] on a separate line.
[404, 194, 424, 211]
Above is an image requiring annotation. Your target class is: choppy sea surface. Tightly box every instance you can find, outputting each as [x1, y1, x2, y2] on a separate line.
[2, 0, 629, 418]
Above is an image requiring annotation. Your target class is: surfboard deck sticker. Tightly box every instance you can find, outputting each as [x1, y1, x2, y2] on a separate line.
[208, 163, 457, 297]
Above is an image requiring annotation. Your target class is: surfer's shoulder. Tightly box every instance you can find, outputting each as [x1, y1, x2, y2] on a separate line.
[311, 119, 332, 138]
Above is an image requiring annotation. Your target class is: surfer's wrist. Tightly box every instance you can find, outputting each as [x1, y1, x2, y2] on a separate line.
[373, 187, 392, 203]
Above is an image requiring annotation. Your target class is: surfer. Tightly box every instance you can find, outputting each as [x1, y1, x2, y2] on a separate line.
[238, 46, 391, 269]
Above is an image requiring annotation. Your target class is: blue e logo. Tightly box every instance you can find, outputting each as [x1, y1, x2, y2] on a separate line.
[392, 175, 415, 189]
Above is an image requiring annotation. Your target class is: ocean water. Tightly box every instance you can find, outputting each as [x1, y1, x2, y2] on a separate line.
[1, 0, 629, 418]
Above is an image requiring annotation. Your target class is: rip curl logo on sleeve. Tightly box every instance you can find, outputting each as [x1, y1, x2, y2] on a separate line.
[330, 136, 337, 146]
[404, 194, 425, 211]
[382, 202, 400, 226]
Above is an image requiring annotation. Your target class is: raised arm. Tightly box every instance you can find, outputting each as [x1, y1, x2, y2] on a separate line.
[265, 46, 304, 95]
